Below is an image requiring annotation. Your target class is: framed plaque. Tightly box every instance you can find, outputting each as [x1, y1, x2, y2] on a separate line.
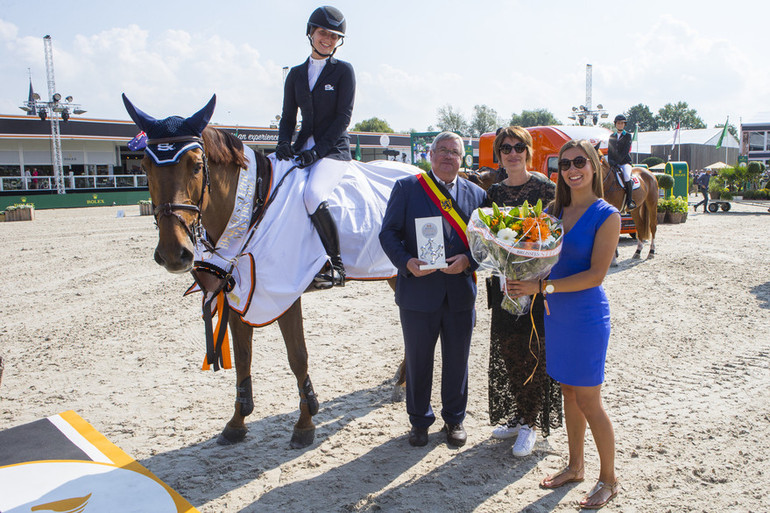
[416, 216, 447, 270]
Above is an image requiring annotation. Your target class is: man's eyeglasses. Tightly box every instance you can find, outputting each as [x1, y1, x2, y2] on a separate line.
[558, 156, 588, 172]
[435, 148, 463, 159]
[500, 142, 527, 155]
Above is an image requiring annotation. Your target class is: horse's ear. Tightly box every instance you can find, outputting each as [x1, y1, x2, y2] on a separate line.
[186, 94, 216, 136]
[594, 141, 602, 152]
[122, 93, 157, 132]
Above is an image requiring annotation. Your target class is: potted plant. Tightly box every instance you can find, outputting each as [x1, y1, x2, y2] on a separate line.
[3, 203, 35, 222]
[656, 198, 668, 224]
[708, 176, 723, 199]
[665, 196, 688, 224]
[138, 199, 153, 216]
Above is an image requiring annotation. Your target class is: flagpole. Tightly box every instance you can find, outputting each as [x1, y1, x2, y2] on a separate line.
[677, 119, 681, 161]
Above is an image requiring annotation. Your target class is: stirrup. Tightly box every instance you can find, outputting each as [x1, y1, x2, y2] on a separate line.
[313, 264, 345, 289]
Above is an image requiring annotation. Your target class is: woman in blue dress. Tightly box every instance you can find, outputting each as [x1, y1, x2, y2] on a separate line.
[507, 140, 620, 509]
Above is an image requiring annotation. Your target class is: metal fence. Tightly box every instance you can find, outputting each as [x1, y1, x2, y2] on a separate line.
[0, 175, 148, 192]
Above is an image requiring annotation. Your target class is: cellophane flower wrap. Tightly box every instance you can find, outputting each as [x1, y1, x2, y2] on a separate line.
[468, 200, 563, 315]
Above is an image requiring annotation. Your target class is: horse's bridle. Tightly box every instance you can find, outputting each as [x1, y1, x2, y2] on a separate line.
[145, 135, 211, 246]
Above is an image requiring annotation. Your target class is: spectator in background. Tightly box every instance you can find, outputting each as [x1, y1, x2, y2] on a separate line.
[694, 171, 711, 212]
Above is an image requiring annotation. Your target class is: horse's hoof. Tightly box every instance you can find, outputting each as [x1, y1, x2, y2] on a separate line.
[632, 253, 641, 260]
[290, 427, 315, 449]
[217, 425, 248, 445]
[391, 384, 406, 403]
[610, 260, 619, 267]
[647, 253, 655, 259]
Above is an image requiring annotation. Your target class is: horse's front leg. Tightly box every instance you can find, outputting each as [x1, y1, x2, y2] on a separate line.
[217, 315, 254, 445]
[277, 297, 317, 449]
[633, 238, 645, 259]
[611, 246, 619, 267]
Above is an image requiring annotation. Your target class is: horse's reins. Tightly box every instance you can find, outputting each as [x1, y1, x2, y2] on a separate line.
[146, 135, 211, 248]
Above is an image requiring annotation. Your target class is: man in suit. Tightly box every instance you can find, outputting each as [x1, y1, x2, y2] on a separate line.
[608, 114, 636, 210]
[276, 6, 355, 287]
[380, 132, 487, 447]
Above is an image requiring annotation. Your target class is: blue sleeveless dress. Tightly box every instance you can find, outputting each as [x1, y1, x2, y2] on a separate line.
[545, 199, 618, 387]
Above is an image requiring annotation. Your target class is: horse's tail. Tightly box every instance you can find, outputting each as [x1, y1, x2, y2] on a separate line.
[636, 201, 651, 241]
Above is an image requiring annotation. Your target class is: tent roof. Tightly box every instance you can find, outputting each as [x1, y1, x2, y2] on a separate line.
[631, 127, 738, 154]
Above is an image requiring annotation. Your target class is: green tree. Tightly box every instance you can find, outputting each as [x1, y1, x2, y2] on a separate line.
[436, 104, 468, 134]
[352, 117, 394, 133]
[469, 104, 500, 137]
[656, 102, 706, 130]
[626, 104, 658, 132]
[510, 108, 560, 127]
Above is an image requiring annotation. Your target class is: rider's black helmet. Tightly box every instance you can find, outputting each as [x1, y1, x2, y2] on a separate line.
[307, 6, 346, 37]
[614, 114, 627, 124]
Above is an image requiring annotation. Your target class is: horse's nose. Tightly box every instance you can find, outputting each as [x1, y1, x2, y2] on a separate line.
[154, 246, 194, 272]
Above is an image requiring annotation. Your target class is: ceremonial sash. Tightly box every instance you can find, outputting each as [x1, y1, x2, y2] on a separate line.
[417, 172, 470, 248]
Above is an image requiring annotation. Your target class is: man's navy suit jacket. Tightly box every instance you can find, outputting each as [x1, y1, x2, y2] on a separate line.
[278, 57, 355, 160]
[379, 172, 487, 313]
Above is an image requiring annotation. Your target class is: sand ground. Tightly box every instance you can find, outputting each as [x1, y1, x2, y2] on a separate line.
[1, 201, 768, 512]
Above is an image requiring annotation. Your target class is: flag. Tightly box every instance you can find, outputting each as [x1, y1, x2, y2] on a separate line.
[26, 79, 37, 116]
[127, 131, 147, 151]
[632, 126, 638, 142]
[355, 135, 361, 161]
[716, 118, 729, 149]
[670, 121, 680, 152]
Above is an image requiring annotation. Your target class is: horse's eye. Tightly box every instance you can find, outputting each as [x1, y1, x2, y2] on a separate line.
[194, 161, 204, 174]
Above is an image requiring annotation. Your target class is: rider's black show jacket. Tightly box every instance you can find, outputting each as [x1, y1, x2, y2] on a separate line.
[278, 57, 356, 161]
[608, 130, 633, 167]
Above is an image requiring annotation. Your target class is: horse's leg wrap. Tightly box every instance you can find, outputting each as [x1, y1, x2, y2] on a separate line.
[299, 375, 319, 416]
[236, 375, 254, 417]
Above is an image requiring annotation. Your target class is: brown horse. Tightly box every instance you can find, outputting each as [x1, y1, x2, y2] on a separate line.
[600, 160, 659, 259]
[123, 94, 402, 448]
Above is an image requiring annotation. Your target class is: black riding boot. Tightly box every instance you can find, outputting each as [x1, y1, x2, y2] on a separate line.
[310, 201, 345, 288]
[624, 180, 637, 211]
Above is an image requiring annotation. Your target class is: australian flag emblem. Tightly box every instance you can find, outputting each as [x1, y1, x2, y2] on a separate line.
[127, 131, 148, 151]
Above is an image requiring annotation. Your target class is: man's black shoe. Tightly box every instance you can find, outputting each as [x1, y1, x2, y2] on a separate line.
[408, 426, 429, 447]
[442, 423, 467, 447]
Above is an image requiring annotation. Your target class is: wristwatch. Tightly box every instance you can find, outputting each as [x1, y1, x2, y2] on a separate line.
[544, 280, 555, 294]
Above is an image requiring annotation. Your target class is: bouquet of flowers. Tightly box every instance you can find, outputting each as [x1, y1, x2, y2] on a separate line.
[467, 199, 563, 315]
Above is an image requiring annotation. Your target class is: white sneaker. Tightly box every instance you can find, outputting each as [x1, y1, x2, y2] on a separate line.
[511, 425, 536, 457]
[491, 421, 522, 440]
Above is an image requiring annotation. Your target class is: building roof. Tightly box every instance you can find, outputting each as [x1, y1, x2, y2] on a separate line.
[631, 127, 738, 154]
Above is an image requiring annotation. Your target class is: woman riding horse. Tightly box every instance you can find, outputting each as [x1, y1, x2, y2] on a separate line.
[276, 6, 355, 288]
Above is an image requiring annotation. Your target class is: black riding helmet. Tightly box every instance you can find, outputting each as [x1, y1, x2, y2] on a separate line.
[614, 114, 627, 124]
[307, 6, 346, 57]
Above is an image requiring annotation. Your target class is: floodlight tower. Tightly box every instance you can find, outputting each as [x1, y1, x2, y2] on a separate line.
[43, 35, 66, 194]
[20, 35, 86, 194]
[568, 64, 608, 126]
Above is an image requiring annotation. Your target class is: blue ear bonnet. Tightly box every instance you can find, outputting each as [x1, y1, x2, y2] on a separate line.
[122, 93, 216, 166]
[144, 116, 204, 166]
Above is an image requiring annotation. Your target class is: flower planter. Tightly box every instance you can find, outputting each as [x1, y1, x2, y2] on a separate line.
[710, 191, 721, 200]
[681, 212, 688, 223]
[4, 206, 34, 222]
[656, 212, 666, 225]
[139, 203, 153, 216]
[665, 212, 684, 224]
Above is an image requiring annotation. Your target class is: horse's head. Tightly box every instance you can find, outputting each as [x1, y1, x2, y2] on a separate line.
[122, 93, 216, 273]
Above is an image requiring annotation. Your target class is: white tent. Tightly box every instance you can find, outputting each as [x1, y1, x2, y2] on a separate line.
[705, 161, 730, 170]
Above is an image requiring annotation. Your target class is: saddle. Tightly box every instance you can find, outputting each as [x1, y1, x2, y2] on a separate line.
[611, 165, 640, 189]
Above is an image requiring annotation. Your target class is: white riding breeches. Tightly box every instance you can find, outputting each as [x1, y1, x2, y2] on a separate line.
[620, 163, 633, 181]
[304, 157, 350, 213]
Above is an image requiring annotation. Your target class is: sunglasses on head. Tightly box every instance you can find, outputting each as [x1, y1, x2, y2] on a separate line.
[558, 156, 588, 172]
[500, 142, 527, 155]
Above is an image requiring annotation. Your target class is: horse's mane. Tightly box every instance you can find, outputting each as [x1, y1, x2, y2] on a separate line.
[203, 127, 248, 169]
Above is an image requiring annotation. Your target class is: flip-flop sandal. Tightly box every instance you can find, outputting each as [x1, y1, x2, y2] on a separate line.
[540, 466, 585, 489]
[579, 480, 619, 509]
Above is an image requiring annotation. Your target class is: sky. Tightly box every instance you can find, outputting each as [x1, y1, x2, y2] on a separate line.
[1, 0, 767, 133]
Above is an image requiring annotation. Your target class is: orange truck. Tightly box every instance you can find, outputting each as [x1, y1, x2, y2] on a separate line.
[478, 125, 636, 236]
